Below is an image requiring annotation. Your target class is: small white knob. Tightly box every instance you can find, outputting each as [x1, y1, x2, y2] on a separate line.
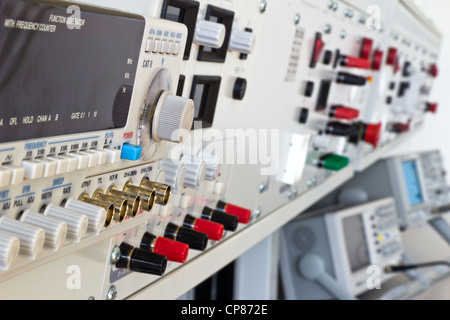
[152, 91, 195, 143]
[194, 20, 226, 48]
[20, 210, 67, 251]
[0, 232, 20, 270]
[199, 150, 221, 181]
[182, 156, 207, 188]
[229, 29, 255, 54]
[159, 159, 187, 193]
[44, 205, 88, 242]
[0, 217, 45, 259]
[64, 198, 107, 235]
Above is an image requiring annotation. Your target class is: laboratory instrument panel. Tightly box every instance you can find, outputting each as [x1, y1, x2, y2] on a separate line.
[0, 0, 442, 299]
[280, 197, 404, 300]
[330, 150, 450, 229]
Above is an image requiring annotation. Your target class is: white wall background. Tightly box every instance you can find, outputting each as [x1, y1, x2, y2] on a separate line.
[387, 0, 450, 299]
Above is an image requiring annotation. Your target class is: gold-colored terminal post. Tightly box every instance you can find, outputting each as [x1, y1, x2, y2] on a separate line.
[78, 193, 114, 227]
[92, 190, 128, 223]
[122, 181, 156, 211]
[140, 178, 171, 206]
[107, 185, 142, 218]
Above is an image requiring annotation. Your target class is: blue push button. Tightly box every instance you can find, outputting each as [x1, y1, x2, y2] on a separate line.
[121, 144, 142, 161]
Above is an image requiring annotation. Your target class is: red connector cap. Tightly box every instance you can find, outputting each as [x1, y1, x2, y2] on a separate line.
[426, 102, 439, 114]
[153, 237, 189, 264]
[341, 56, 371, 70]
[330, 106, 360, 120]
[429, 64, 439, 78]
[372, 49, 384, 71]
[216, 201, 252, 224]
[193, 218, 224, 241]
[386, 47, 397, 65]
[360, 38, 373, 60]
[363, 123, 382, 148]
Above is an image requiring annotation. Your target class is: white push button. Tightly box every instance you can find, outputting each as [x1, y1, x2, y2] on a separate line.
[21, 160, 44, 179]
[80, 151, 99, 168]
[2, 165, 25, 185]
[160, 39, 168, 53]
[47, 156, 69, 175]
[35, 159, 57, 177]
[104, 148, 121, 164]
[167, 41, 175, 54]
[145, 38, 154, 52]
[69, 153, 89, 170]
[153, 39, 162, 52]
[173, 42, 181, 55]
[92, 150, 107, 165]
[0, 168, 12, 188]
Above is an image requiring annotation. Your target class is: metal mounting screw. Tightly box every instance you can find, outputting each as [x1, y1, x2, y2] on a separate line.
[259, 0, 267, 14]
[254, 208, 262, 219]
[259, 181, 266, 193]
[110, 245, 121, 265]
[294, 13, 301, 25]
[106, 285, 117, 300]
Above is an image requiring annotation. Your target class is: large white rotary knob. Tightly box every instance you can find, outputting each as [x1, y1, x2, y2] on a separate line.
[229, 29, 255, 54]
[152, 91, 195, 143]
[159, 159, 187, 193]
[0, 216, 45, 259]
[20, 210, 68, 251]
[64, 198, 107, 234]
[44, 205, 88, 242]
[194, 20, 226, 48]
[0, 232, 20, 270]
[182, 156, 207, 189]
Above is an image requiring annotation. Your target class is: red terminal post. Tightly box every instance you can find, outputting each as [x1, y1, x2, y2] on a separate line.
[329, 106, 360, 121]
[340, 55, 371, 70]
[388, 122, 410, 134]
[426, 102, 439, 114]
[215, 201, 252, 224]
[183, 214, 224, 241]
[140, 232, 189, 264]
[360, 37, 373, 60]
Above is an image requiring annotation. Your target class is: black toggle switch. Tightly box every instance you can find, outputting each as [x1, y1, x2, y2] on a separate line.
[164, 222, 208, 251]
[115, 242, 167, 276]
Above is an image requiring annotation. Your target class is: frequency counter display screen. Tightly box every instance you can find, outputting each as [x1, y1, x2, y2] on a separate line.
[0, 0, 145, 143]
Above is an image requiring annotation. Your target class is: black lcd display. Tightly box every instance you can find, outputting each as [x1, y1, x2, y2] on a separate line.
[0, 0, 145, 143]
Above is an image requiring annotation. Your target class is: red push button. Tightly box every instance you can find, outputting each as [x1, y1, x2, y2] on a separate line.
[364, 123, 382, 148]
